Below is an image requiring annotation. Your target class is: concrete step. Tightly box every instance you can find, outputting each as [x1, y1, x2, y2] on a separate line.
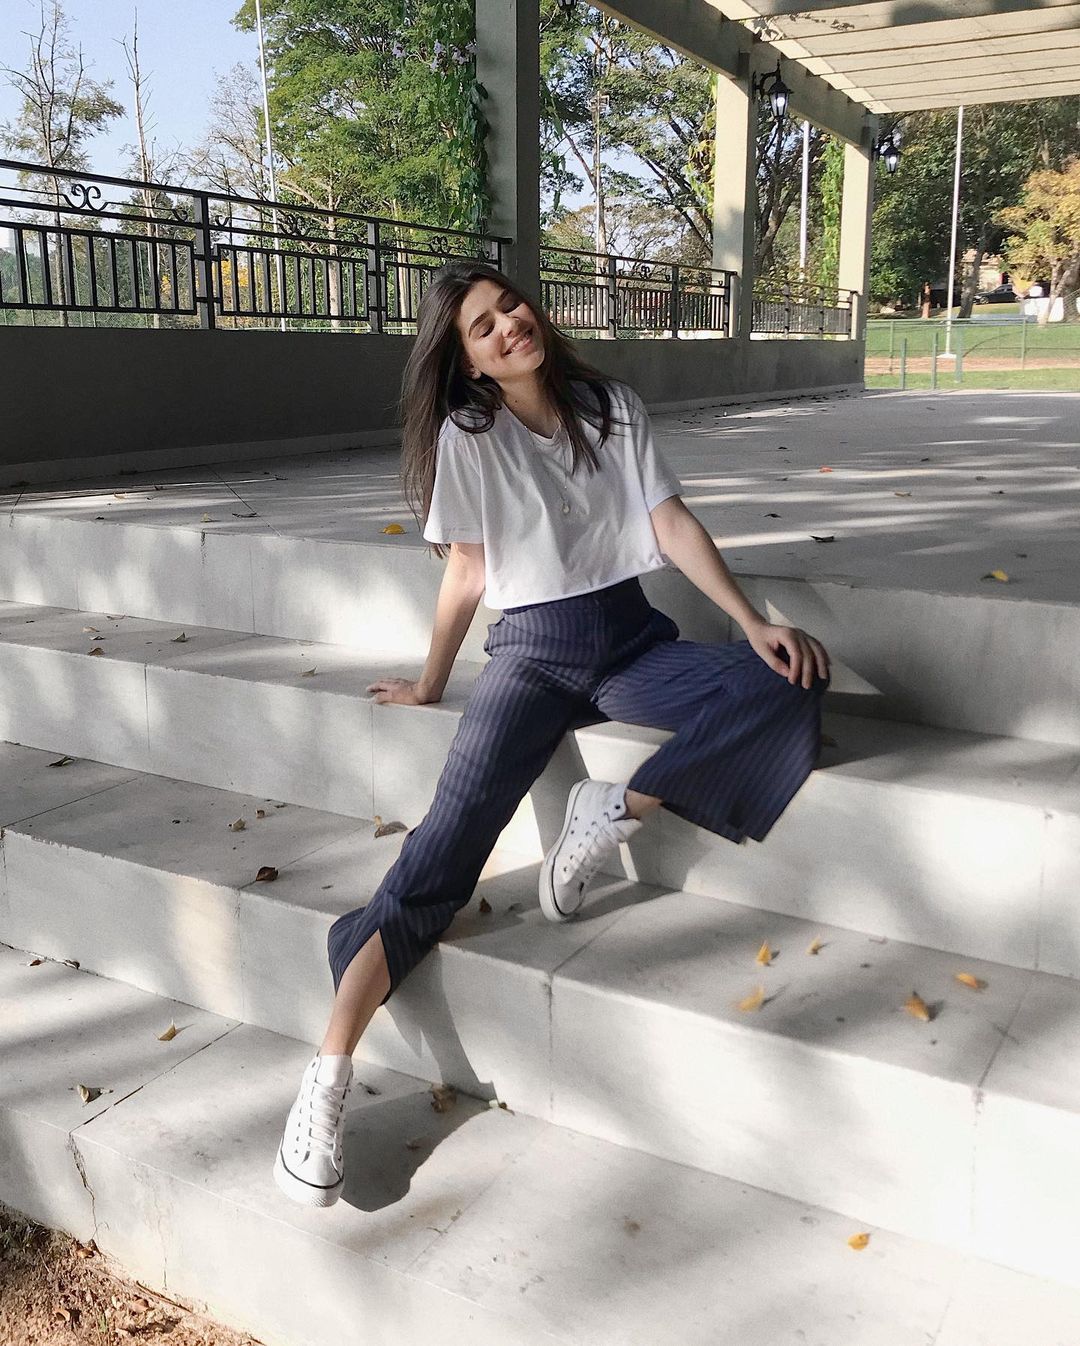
[8, 947, 1080, 1346]
[2, 603, 1078, 978]
[1, 503, 1077, 745]
[4, 743, 1080, 1282]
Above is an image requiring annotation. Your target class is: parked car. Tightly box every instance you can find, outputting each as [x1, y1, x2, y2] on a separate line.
[974, 283, 1017, 304]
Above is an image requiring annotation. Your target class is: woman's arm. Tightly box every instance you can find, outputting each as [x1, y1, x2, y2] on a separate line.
[367, 541, 486, 705]
[650, 496, 829, 688]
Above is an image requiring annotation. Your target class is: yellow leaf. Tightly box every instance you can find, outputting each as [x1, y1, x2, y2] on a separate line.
[807, 937, 823, 955]
[981, 569, 1009, 583]
[171, 632, 188, 643]
[755, 940, 774, 966]
[737, 985, 766, 1012]
[955, 972, 987, 991]
[893, 490, 912, 497]
[201, 513, 213, 523]
[76, 1084, 101, 1104]
[382, 523, 406, 535]
[430, 1084, 457, 1113]
[157, 1022, 178, 1042]
[848, 1231, 871, 1251]
[904, 991, 932, 1022]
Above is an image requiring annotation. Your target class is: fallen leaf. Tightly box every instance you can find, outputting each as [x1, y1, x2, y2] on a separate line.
[1015, 552, 1028, 559]
[25, 957, 44, 966]
[430, 1084, 457, 1113]
[72, 1241, 96, 1259]
[129, 1297, 150, 1312]
[819, 466, 834, 473]
[755, 940, 774, 966]
[893, 490, 912, 497]
[53, 1306, 72, 1322]
[373, 816, 407, 838]
[980, 570, 1009, 583]
[87, 646, 104, 656]
[806, 937, 824, 956]
[48, 756, 75, 768]
[382, 523, 406, 534]
[975, 476, 987, 482]
[624, 1218, 642, 1236]
[201, 512, 214, 523]
[157, 1022, 178, 1042]
[488, 1098, 511, 1112]
[848, 1231, 871, 1251]
[113, 493, 126, 500]
[256, 808, 266, 819]
[229, 818, 246, 832]
[737, 985, 766, 1012]
[63, 959, 80, 969]
[232, 511, 258, 518]
[82, 625, 99, 633]
[919, 456, 930, 462]
[764, 512, 781, 518]
[810, 534, 835, 543]
[479, 896, 493, 914]
[300, 667, 317, 677]
[955, 972, 987, 991]
[255, 866, 279, 882]
[171, 631, 188, 642]
[904, 992, 932, 1022]
[77, 1084, 102, 1104]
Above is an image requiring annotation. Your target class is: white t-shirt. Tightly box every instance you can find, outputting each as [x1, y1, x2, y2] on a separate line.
[422, 382, 683, 610]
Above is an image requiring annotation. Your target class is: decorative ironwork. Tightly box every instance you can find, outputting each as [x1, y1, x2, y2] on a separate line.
[751, 278, 853, 337]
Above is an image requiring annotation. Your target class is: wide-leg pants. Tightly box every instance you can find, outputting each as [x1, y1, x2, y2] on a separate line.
[328, 577, 828, 1002]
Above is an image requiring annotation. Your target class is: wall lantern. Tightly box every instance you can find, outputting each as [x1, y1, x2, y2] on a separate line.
[752, 61, 790, 121]
[873, 136, 901, 174]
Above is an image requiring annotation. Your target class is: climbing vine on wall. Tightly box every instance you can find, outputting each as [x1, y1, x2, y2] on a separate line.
[818, 136, 843, 291]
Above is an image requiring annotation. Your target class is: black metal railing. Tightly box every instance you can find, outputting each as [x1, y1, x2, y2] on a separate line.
[0, 159, 507, 331]
[751, 278, 854, 337]
[541, 246, 734, 338]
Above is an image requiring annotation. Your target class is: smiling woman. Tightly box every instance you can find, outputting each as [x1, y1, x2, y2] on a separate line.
[271, 257, 832, 1212]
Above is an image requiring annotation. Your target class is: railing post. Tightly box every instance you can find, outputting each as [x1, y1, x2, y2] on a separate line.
[727, 273, 739, 339]
[1020, 314, 1027, 369]
[606, 254, 618, 339]
[955, 328, 964, 384]
[899, 336, 907, 390]
[930, 329, 939, 389]
[192, 192, 216, 330]
[669, 264, 680, 338]
[366, 220, 383, 333]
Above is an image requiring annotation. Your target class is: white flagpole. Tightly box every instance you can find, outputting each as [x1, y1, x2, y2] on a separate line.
[255, 0, 287, 332]
[945, 103, 963, 357]
[799, 120, 810, 278]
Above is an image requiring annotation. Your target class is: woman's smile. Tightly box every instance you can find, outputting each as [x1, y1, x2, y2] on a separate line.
[505, 329, 534, 355]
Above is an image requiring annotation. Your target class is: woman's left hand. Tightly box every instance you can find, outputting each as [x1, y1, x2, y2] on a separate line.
[746, 622, 830, 689]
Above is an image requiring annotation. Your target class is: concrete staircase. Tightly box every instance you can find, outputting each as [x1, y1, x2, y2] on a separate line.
[4, 457, 1080, 1344]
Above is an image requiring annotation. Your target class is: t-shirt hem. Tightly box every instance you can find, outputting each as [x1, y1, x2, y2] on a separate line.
[489, 560, 672, 612]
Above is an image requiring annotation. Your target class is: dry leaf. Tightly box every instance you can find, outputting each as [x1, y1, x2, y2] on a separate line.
[893, 490, 912, 497]
[113, 493, 126, 500]
[82, 625, 99, 633]
[848, 1231, 871, 1251]
[72, 1242, 96, 1260]
[300, 666, 317, 677]
[201, 512, 213, 523]
[229, 818, 246, 832]
[819, 466, 834, 473]
[382, 523, 406, 534]
[806, 937, 824, 956]
[755, 940, 774, 966]
[981, 570, 1009, 583]
[955, 972, 987, 991]
[255, 865, 279, 882]
[171, 631, 188, 642]
[87, 646, 104, 656]
[479, 896, 493, 914]
[737, 985, 766, 1012]
[130, 1297, 150, 1312]
[256, 808, 266, 819]
[25, 957, 43, 966]
[764, 512, 781, 518]
[157, 1022, 178, 1042]
[48, 755, 75, 767]
[373, 816, 407, 838]
[810, 534, 835, 544]
[77, 1084, 102, 1104]
[232, 511, 258, 519]
[53, 1306, 72, 1322]
[430, 1084, 457, 1113]
[904, 992, 932, 1022]
[63, 959, 80, 969]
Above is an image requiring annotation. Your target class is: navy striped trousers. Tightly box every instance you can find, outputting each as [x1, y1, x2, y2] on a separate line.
[328, 577, 828, 1001]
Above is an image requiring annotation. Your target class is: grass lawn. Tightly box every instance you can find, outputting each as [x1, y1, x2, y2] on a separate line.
[867, 367, 1080, 391]
[866, 317, 1080, 361]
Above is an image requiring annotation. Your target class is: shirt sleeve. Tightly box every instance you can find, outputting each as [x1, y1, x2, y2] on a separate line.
[422, 434, 485, 543]
[625, 388, 683, 510]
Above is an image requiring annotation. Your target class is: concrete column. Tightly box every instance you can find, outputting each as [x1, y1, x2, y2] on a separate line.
[475, 0, 541, 301]
[710, 61, 756, 341]
[838, 124, 876, 340]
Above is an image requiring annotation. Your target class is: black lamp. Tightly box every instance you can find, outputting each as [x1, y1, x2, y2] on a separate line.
[752, 60, 790, 121]
[873, 136, 901, 174]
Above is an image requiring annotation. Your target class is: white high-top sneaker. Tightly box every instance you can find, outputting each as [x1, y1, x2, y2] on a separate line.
[273, 1053, 353, 1208]
[539, 779, 643, 922]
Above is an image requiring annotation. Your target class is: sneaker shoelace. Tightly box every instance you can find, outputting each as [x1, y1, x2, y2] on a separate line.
[559, 813, 621, 884]
[299, 1079, 350, 1153]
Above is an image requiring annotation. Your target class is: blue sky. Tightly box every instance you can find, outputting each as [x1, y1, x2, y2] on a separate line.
[1, 0, 266, 179]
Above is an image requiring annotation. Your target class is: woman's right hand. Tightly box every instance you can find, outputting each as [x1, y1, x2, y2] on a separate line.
[366, 677, 440, 705]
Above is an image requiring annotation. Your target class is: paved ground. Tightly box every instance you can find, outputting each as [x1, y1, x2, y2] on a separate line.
[4, 389, 1079, 606]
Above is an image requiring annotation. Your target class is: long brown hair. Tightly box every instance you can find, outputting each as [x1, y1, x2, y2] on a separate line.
[399, 259, 629, 559]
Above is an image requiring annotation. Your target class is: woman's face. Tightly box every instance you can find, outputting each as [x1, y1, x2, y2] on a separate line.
[456, 278, 545, 386]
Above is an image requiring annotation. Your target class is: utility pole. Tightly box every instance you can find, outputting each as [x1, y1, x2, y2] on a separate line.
[255, 0, 287, 332]
[799, 120, 810, 278]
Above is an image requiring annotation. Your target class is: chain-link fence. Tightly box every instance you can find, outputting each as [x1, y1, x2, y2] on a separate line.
[866, 317, 1080, 391]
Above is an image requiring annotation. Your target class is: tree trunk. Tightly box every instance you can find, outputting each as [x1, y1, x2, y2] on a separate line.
[957, 241, 985, 320]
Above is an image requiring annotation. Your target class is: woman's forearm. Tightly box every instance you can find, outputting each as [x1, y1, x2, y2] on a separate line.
[415, 562, 486, 701]
[654, 506, 766, 636]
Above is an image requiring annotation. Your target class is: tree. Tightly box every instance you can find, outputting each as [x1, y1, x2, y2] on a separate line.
[999, 160, 1080, 324]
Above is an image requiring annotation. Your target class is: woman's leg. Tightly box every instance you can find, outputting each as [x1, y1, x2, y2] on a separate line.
[592, 633, 828, 844]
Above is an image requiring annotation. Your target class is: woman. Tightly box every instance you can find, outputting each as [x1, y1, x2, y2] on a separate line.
[273, 260, 830, 1207]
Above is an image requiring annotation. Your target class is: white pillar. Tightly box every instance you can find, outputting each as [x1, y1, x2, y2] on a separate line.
[838, 125, 875, 341]
[710, 62, 757, 341]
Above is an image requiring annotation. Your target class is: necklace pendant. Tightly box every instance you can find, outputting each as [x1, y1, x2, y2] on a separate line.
[561, 501, 571, 514]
